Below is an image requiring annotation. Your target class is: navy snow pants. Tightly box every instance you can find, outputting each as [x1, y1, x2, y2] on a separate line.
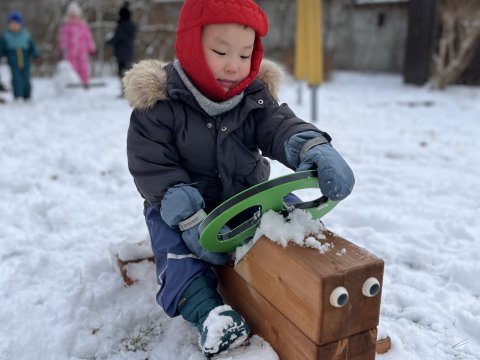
[144, 193, 302, 318]
[145, 206, 216, 317]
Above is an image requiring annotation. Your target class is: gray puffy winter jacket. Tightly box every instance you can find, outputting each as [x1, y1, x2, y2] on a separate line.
[124, 60, 324, 211]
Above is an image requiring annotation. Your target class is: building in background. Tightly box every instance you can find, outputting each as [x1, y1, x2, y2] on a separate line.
[0, 0, 478, 87]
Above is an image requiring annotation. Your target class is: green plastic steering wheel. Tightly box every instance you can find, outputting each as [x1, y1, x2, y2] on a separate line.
[198, 170, 338, 252]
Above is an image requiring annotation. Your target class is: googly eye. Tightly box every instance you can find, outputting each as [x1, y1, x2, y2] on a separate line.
[330, 286, 349, 307]
[362, 277, 380, 297]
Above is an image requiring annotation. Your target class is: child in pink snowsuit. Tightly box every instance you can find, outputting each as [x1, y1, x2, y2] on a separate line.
[59, 2, 95, 88]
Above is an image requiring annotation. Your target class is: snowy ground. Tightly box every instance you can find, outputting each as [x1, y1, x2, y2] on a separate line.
[0, 64, 479, 360]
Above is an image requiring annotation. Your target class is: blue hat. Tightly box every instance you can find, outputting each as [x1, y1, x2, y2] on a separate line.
[7, 11, 23, 25]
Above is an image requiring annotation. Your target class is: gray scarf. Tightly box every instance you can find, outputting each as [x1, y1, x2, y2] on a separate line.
[173, 60, 244, 116]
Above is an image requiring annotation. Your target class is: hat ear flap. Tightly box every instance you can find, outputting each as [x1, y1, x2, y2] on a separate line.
[176, 26, 227, 100]
[224, 35, 263, 99]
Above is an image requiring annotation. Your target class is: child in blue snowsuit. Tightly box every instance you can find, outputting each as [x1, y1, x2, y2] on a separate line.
[0, 12, 40, 100]
[124, 0, 355, 356]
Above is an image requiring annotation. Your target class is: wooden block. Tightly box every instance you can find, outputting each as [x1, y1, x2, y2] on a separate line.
[375, 336, 391, 355]
[217, 265, 377, 360]
[117, 256, 155, 286]
[233, 231, 384, 345]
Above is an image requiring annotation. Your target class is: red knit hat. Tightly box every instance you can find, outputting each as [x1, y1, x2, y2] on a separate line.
[176, 0, 268, 101]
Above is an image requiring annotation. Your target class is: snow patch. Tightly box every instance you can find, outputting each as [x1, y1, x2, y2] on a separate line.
[1, 70, 480, 359]
[212, 335, 278, 360]
[111, 239, 153, 262]
[254, 209, 331, 251]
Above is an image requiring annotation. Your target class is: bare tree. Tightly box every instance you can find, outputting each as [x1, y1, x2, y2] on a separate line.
[0, 0, 180, 77]
[432, 0, 480, 88]
[1, 0, 293, 78]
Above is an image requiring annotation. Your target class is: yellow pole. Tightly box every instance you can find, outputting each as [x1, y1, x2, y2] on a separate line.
[294, 0, 307, 81]
[306, 0, 324, 86]
[294, 0, 324, 121]
[294, 0, 324, 86]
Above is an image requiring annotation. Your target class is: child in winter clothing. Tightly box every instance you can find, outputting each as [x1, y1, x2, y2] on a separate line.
[107, 1, 137, 96]
[58, 1, 96, 88]
[124, 0, 355, 356]
[0, 11, 40, 100]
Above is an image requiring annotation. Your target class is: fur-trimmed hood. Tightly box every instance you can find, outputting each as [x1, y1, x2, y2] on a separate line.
[122, 59, 284, 110]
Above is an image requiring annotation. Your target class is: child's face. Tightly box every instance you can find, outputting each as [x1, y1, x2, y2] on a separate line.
[7, 21, 22, 32]
[202, 23, 255, 93]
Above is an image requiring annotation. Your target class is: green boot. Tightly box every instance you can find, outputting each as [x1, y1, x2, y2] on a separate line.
[177, 276, 224, 330]
[178, 276, 250, 356]
[199, 304, 250, 356]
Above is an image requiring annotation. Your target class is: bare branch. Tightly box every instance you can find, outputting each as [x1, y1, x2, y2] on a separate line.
[433, 0, 480, 88]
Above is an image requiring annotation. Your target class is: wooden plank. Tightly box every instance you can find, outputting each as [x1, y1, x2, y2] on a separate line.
[217, 265, 377, 360]
[233, 232, 384, 345]
[66, 82, 106, 88]
[376, 336, 391, 354]
[117, 255, 155, 286]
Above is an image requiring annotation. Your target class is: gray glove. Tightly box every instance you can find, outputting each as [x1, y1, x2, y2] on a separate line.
[160, 184, 228, 265]
[285, 131, 354, 201]
[298, 143, 355, 200]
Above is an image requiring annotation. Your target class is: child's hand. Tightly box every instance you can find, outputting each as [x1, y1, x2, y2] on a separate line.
[182, 225, 228, 265]
[161, 184, 228, 265]
[297, 144, 355, 201]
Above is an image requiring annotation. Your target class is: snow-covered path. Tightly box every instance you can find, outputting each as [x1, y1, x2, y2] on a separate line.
[0, 69, 479, 359]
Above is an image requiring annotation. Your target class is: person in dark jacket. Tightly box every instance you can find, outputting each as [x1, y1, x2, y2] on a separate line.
[124, 0, 355, 356]
[0, 11, 40, 101]
[107, 1, 136, 96]
[0, 73, 7, 92]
